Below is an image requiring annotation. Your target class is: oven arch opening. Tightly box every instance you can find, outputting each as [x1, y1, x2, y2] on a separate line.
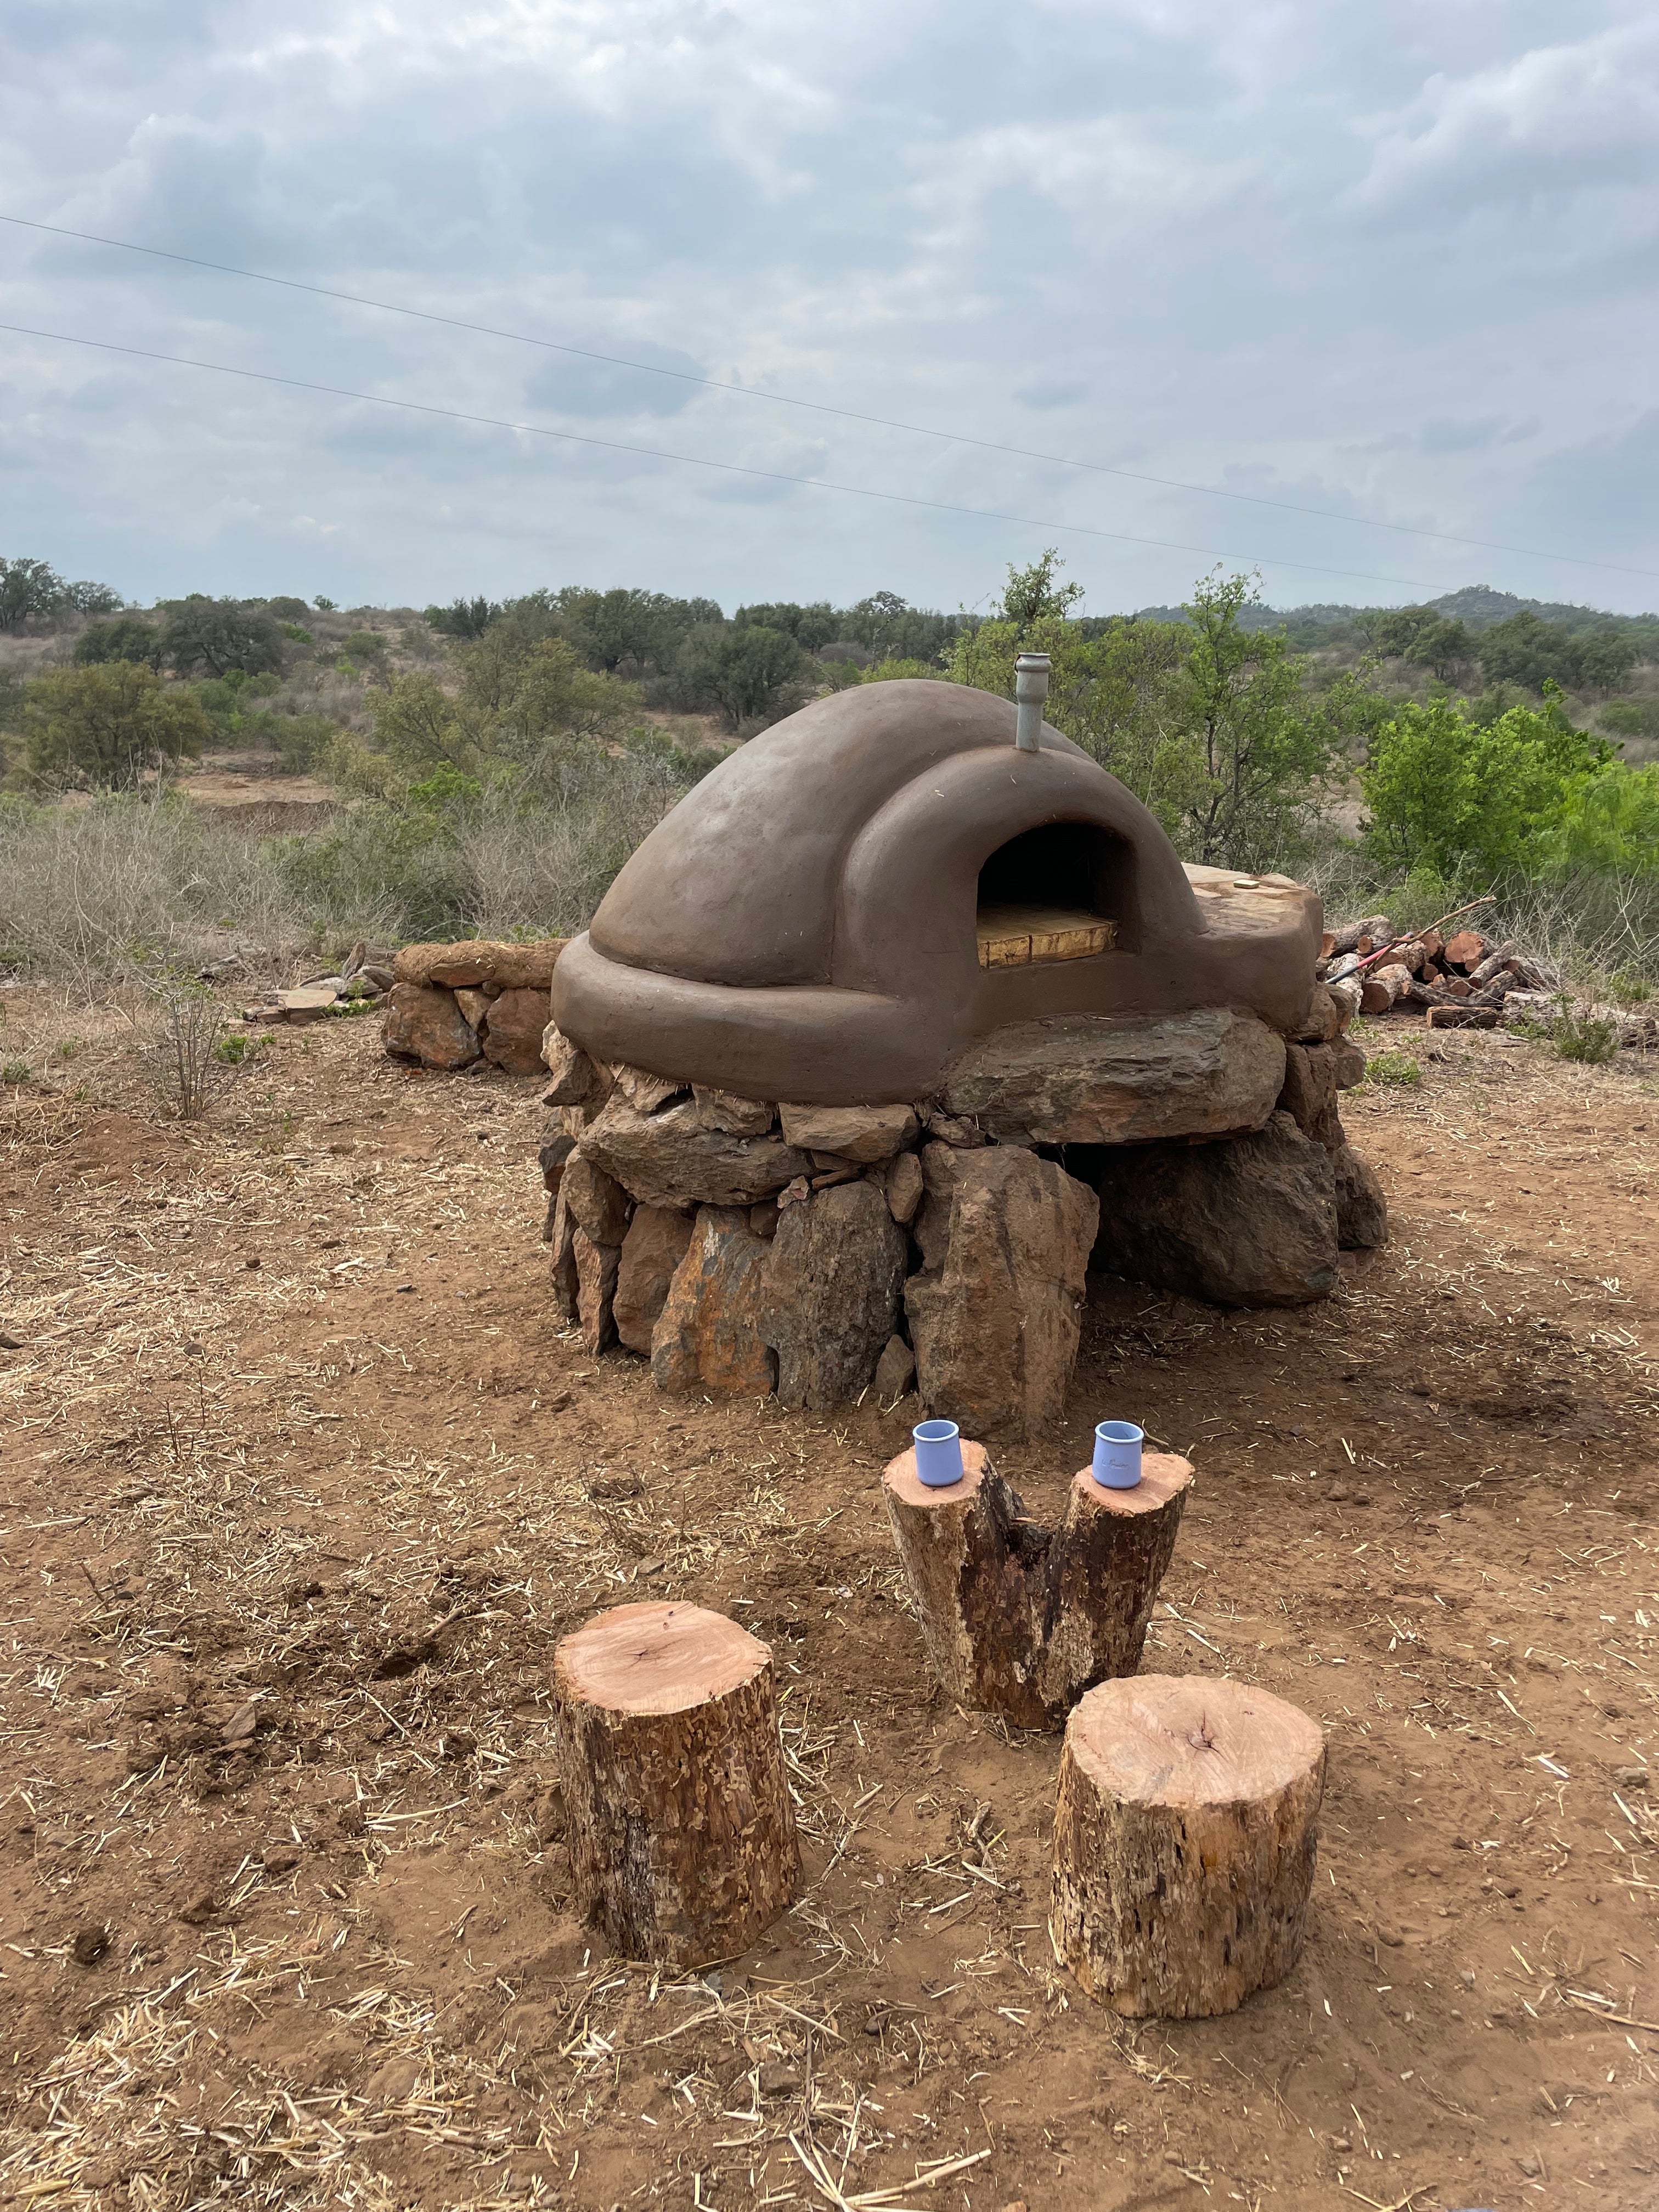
[975, 820, 1138, 969]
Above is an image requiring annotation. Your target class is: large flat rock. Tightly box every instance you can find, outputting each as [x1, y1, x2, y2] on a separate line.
[1090, 1112, 1338, 1307]
[939, 1008, 1286, 1146]
[578, 1095, 814, 1209]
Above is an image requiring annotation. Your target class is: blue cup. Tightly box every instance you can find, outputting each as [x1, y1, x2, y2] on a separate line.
[913, 1419, 965, 1487]
[1092, 1420, 1143, 1488]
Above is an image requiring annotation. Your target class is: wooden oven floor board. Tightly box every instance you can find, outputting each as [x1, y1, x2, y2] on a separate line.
[975, 905, 1118, 969]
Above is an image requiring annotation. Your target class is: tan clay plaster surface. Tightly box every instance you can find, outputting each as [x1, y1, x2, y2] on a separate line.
[553, 680, 1321, 1104]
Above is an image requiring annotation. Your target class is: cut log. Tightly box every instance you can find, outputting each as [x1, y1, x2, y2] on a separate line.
[882, 1445, 1193, 1730]
[1426, 1005, 1498, 1029]
[1417, 927, 1444, 963]
[1049, 1674, 1325, 2018]
[1330, 913, 1391, 955]
[1467, 940, 1517, 988]
[1359, 962, 1413, 1014]
[554, 1601, 800, 1965]
[1444, 929, 1488, 970]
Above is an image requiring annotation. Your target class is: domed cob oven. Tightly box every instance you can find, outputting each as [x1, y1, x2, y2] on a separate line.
[543, 676, 1384, 1436]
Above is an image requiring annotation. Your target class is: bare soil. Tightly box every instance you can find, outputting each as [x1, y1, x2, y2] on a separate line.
[1, 998, 1655, 2211]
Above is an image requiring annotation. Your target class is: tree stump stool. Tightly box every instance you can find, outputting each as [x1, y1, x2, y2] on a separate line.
[1049, 1673, 1325, 2017]
[554, 1600, 800, 1966]
[881, 1444, 1194, 1730]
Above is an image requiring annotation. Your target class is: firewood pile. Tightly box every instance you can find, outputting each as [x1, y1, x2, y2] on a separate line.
[1318, 911, 1552, 1033]
[1320, 911, 1657, 1047]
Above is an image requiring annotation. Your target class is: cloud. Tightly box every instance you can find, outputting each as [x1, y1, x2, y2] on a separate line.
[524, 337, 706, 419]
[1, 1, 1655, 613]
[1353, 21, 1659, 213]
[1014, 379, 1089, 411]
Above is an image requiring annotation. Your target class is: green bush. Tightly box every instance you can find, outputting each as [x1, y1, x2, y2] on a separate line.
[21, 664, 212, 789]
[281, 623, 314, 645]
[1364, 1049, 1422, 1087]
[340, 630, 386, 661]
[73, 618, 161, 668]
[1361, 690, 1615, 883]
[1552, 1006, 1619, 1064]
[1599, 698, 1659, 741]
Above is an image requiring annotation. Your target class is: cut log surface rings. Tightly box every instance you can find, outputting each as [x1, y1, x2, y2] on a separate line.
[882, 1444, 1194, 1729]
[1051, 1673, 1326, 2018]
[554, 1600, 800, 1966]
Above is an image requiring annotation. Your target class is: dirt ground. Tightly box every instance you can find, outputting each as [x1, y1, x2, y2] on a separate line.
[0, 995, 1655, 2212]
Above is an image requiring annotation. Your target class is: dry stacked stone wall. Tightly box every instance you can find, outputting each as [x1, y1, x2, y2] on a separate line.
[382, 939, 566, 1077]
[538, 978, 1383, 1440]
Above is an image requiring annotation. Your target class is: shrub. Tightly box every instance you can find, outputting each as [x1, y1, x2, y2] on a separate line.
[1599, 698, 1659, 742]
[21, 665, 212, 789]
[1364, 1049, 1422, 1087]
[266, 597, 312, 622]
[2, 1060, 30, 1084]
[74, 618, 161, 668]
[1361, 690, 1615, 883]
[140, 988, 247, 1119]
[661, 622, 814, 729]
[1550, 1003, 1619, 1065]
[281, 624, 314, 645]
[340, 630, 386, 661]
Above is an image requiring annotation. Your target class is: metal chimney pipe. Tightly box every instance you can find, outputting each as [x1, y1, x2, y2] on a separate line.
[1013, 651, 1050, 752]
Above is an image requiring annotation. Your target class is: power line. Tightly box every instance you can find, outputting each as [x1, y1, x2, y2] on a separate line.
[1, 317, 1457, 591]
[5, 210, 1656, 589]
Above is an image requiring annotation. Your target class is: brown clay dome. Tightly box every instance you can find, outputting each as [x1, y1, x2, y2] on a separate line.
[552, 679, 1321, 1104]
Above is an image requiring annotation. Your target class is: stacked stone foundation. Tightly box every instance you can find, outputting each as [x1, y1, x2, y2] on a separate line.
[540, 978, 1386, 1440]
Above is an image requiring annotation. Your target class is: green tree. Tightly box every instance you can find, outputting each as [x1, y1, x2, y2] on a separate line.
[21, 664, 212, 789]
[0, 557, 63, 631]
[157, 596, 284, 679]
[735, 601, 841, 652]
[74, 617, 163, 668]
[670, 623, 813, 728]
[1476, 610, 1636, 697]
[1361, 686, 1615, 882]
[61, 579, 123, 617]
[371, 637, 635, 777]
[998, 548, 1083, 632]
[551, 586, 693, 673]
[425, 596, 501, 640]
[1163, 572, 1352, 869]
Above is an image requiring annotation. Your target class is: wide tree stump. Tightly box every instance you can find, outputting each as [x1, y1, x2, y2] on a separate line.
[881, 1446, 1194, 1729]
[1049, 1674, 1325, 2017]
[554, 1601, 800, 1965]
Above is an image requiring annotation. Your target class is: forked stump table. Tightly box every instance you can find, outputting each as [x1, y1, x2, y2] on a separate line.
[1049, 1674, 1325, 2017]
[554, 1601, 800, 1966]
[882, 1444, 1194, 1730]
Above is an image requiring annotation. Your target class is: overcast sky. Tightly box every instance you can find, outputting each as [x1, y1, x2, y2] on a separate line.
[4, 2, 1657, 618]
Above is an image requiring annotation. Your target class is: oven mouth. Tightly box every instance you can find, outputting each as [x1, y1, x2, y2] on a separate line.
[975, 821, 1136, 968]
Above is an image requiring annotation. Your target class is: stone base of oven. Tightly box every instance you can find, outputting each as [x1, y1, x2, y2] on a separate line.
[537, 1000, 1382, 1436]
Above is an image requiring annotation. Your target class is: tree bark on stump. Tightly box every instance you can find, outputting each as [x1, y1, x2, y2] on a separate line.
[881, 1447, 1194, 1730]
[1049, 1674, 1325, 2017]
[554, 1601, 800, 1965]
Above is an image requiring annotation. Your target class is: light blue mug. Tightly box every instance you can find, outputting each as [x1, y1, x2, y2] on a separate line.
[913, 1419, 965, 1487]
[1092, 1420, 1143, 1488]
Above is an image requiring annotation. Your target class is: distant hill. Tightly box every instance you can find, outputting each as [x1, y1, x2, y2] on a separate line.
[1131, 585, 1659, 646]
